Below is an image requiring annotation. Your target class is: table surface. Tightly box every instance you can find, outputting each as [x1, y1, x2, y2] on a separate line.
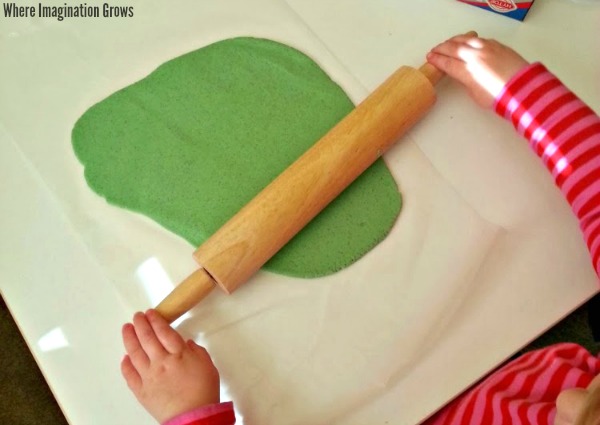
[1, 1, 599, 424]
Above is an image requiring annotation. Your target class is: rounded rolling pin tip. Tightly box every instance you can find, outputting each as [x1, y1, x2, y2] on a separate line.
[419, 62, 445, 86]
[155, 268, 216, 324]
[420, 30, 478, 85]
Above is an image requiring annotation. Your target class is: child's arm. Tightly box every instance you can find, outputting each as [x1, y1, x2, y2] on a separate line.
[422, 34, 600, 425]
[427, 34, 600, 277]
[422, 342, 600, 425]
[121, 310, 235, 424]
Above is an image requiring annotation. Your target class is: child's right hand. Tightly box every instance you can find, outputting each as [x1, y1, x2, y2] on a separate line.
[426, 34, 529, 109]
[121, 309, 221, 424]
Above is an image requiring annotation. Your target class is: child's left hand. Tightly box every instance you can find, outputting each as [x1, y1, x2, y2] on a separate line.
[555, 373, 600, 425]
[121, 309, 221, 423]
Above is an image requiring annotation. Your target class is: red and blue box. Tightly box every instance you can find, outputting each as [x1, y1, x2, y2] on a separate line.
[457, 0, 535, 21]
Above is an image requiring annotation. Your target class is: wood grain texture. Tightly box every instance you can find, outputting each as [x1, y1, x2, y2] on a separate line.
[157, 64, 438, 322]
[194, 65, 435, 294]
[155, 268, 216, 323]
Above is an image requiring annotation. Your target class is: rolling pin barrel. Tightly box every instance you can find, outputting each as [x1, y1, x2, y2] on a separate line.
[156, 62, 443, 323]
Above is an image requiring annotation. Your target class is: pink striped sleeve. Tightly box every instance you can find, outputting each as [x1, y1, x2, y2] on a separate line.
[495, 62, 600, 278]
[423, 343, 600, 425]
[162, 402, 236, 425]
[421, 63, 600, 425]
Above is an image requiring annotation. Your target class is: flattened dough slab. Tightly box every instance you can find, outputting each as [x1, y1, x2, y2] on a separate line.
[72, 37, 402, 278]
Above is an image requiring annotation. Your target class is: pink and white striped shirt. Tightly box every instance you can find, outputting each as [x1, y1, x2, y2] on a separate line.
[164, 62, 600, 425]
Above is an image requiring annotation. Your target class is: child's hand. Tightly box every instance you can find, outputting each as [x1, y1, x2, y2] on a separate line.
[554, 373, 600, 425]
[426, 34, 529, 109]
[121, 309, 220, 423]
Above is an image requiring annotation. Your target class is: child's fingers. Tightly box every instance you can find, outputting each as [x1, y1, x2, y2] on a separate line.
[431, 39, 491, 70]
[122, 323, 150, 371]
[188, 341, 219, 372]
[445, 34, 484, 49]
[133, 311, 167, 360]
[556, 388, 587, 423]
[430, 40, 471, 62]
[188, 339, 210, 357]
[146, 309, 185, 354]
[426, 52, 471, 86]
[120, 355, 142, 393]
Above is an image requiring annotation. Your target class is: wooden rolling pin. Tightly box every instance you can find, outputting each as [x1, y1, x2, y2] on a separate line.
[156, 58, 446, 323]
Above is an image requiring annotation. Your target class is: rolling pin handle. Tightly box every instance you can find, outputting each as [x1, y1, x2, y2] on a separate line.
[155, 268, 216, 324]
[418, 62, 445, 86]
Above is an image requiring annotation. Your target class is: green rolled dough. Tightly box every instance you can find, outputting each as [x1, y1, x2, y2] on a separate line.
[72, 37, 402, 278]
